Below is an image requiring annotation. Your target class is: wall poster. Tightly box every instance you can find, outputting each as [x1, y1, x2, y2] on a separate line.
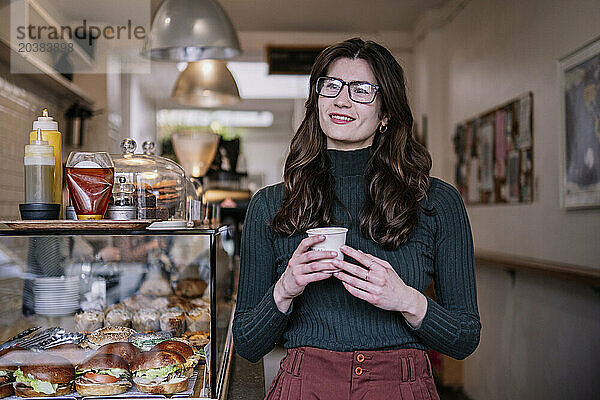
[452, 93, 534, 205]
[559, 36, 600, 209]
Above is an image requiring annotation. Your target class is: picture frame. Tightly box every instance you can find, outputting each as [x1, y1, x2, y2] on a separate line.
[558, 36, 600, 209]
[452, 93, 532, 206]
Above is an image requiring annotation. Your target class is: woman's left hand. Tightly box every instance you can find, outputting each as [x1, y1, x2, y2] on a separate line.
[331, 245, 428, 328]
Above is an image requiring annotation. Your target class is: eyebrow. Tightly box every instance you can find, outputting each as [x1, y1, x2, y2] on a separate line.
[325, 76, 378, 86]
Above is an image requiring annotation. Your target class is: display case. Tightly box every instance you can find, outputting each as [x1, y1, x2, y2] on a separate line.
[0, 222, 234, 400]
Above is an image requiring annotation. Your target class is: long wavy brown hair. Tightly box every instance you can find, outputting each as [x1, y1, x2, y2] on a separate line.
[272, 38, 432, 250]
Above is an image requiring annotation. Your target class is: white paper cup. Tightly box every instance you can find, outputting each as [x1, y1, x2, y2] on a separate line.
[306, 227, 348, 266]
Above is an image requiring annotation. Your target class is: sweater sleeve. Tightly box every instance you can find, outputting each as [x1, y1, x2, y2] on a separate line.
[411, 180, 481, 360]
[232, 188, 292, 363]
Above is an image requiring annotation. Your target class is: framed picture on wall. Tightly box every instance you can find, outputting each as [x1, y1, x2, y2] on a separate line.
[558, 36, 600, 209]
[452, 93, 532, 206]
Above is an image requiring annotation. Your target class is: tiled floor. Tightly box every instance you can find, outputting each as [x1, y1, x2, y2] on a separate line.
[437, 385, 473, 400]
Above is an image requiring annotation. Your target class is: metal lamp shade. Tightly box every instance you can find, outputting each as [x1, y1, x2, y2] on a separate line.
[142, 0, 240, 61]
[171, 60, 241, 107]
[172, 131, 220, 177]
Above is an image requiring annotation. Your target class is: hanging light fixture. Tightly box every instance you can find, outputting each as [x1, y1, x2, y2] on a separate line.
[171, 60, 241, 107]
[142, 0, 240, 61]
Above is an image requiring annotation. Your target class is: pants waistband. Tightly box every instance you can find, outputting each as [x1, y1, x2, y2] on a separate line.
[283, 346, 433, 382]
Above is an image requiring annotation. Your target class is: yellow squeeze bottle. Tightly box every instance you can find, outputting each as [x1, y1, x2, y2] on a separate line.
[30, 109, 62, 214]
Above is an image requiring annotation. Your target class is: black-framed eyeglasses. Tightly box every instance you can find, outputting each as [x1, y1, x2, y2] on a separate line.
[316, 76, 380, 104]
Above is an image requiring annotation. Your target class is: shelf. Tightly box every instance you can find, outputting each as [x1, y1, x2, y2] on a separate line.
[0, 36, 93, 107]
[0, 220, 228, 236]
[475, 250, 600, 287]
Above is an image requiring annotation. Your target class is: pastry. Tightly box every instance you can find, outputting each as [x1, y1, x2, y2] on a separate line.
[132, 309, 160, 332]
[140, 278, 172, 297]
[85, 326, 137, 350]
[159, 309, 186, 337]
[175, 278, 208, 299]
[185, 307, 210, 332]
[75, 310, 104, 332]
[104, 309, 132, 328]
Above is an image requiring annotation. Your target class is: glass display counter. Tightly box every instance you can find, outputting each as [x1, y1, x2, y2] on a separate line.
[0, 222, 234, 400]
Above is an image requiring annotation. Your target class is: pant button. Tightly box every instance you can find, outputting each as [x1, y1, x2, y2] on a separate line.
[356, 354, 364, 363]
[355, 367, 363, 376]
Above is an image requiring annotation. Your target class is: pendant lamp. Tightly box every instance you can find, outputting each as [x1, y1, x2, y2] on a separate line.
[171, 60, 240, 107]
[142, 0, 240, 61]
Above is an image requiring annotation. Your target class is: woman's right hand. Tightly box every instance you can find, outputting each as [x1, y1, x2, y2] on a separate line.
[273, 235, 339, 313]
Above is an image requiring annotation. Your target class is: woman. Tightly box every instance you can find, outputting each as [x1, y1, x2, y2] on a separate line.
[233, 38, 480, 399]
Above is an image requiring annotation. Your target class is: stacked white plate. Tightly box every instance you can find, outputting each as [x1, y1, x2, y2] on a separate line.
[33, 277, 80, 316]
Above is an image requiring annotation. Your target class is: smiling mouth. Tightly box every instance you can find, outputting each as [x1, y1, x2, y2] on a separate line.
[329, 113, 355, 124]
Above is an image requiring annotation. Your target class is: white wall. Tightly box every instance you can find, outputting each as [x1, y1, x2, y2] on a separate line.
[241, 133, 290, 187]
[412, 0, 600, 398]
[129, 74, 157, 148]
[469, 265, 599, 400]
[413, 0, 600, 267]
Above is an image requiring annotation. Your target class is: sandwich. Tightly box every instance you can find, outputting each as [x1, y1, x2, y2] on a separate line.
[0, 382, 12, 399]
[0, 354, 17, 398]
[74, 354, 131, 396]
[151, 340, 199, 377]
[130, 350, 188, 394]
[94, 342, 139, 365]
[13, 354, 74, 397]
[129, 332, 172, 352]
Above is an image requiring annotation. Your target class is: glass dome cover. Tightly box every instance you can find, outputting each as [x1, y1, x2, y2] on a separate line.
[111, 138, 188, 220]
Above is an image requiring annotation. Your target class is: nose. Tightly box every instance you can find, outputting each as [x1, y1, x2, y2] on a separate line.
[333, 86, 352, 108]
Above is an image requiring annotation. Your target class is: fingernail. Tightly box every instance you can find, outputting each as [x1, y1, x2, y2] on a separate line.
[320, 235, 326, 240]
[330, 251, 338, 257]
[341, 245, 348, 250]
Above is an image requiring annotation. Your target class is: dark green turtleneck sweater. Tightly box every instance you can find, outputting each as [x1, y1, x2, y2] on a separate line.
[233, 147, 481, 363]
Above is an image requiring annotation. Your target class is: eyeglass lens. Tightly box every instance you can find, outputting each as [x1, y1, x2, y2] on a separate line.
[317, 77, 378, 103]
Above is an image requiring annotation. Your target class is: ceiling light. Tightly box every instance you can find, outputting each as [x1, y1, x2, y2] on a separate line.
[171, 60, 240, 108]
[141, 0, 240, 61]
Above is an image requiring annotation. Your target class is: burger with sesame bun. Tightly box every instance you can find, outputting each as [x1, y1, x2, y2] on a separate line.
[74, 354, 131, 396]
[13, 354, 74, 397]
[130, 350, 188, 394]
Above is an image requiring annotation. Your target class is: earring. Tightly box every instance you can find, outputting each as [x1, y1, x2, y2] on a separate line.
[379, 123, 388, 133]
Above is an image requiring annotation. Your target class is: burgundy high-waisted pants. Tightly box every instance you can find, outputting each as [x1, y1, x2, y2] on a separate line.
[266, 347, 440, 400]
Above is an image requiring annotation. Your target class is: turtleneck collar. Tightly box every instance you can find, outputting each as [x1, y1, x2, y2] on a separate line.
[327, 146, 372, 177]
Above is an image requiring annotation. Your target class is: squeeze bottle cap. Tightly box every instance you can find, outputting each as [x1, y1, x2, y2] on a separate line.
[32, 108, 58, 130]
[25, 128, 54, 161]
[30, 128, 49, 146]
